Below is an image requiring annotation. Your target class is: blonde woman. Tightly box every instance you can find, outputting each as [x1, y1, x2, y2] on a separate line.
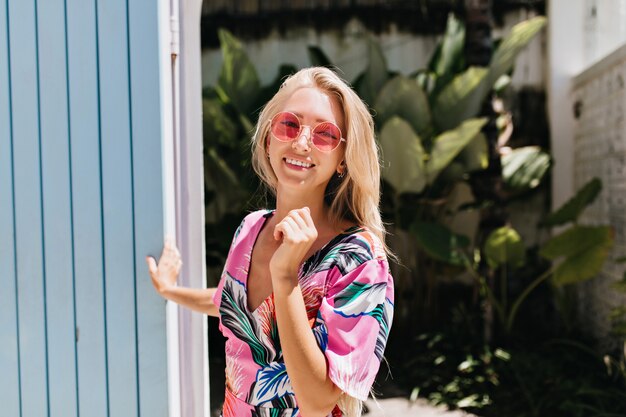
[147, 67, 394, 417]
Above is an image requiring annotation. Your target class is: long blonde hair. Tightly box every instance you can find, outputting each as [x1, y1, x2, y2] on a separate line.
[251, 67, 387, 251]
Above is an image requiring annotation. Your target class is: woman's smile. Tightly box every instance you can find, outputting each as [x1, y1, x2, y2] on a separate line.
[283, 157, 315, 170]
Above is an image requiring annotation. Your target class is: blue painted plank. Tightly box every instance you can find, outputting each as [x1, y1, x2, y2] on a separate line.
[65, 0, 109, 415]
[128, 0, 168, 414]
[96, 0, 139, 415]
[36, 0, 78, 416]
[0, 1, 21, 415]
[7, 0, 49, 415]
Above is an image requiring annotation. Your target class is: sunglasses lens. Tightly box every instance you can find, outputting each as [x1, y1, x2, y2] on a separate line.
[270, 112, 343, 151]
[271, 112, 300, 141]
[312, 122, 342, 151]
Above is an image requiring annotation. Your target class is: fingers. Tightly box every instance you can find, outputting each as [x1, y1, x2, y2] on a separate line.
[146, 256, 157, 276]
[274, 207, 318, 243]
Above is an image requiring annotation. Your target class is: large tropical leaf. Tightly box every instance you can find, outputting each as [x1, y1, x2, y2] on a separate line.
[484, 226, 525, 268]
[542, 178, 602, 227]
[458, 132, 489, 172]
[431, 67, 489, 132]
[217, 29, 261, 115]
[358, 36, 389, 106]
[379, 117, 427, 194]
[375, 75, 432, 139]
[487, 16, 547, 87]
[501, 146, 551, 191]
[540, 225, 614, 286]
[426, 118, 488, 184]
[307, 45, 333, 68]
[410, 221, 470, 266]
[432, 16, 546, 132]
[202, 98, 238, 147]
[430, 13, 465, 77]
[428, 13, 466, 98]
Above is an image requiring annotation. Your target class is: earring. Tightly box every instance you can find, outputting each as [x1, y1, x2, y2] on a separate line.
[337, 161, 346, 178]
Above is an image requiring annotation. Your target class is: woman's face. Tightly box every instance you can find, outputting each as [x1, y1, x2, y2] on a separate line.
[267, 87, 346, 194]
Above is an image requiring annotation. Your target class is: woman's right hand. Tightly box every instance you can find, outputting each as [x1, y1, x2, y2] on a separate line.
[146, 236, 183, 298]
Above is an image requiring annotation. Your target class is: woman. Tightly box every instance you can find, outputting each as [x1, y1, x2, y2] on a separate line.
[147, 67, 394, 417]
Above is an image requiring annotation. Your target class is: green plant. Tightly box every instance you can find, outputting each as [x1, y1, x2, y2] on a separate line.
[471, 177, 614, 333]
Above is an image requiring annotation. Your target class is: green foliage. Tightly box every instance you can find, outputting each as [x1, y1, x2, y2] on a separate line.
[217, 29, 261, 115]
[542, 177, 603, 226]
[375, 75, 432, 139]
[307, 45, 332, 68]
[380, 117, 426, 194]
[410, 221, 470, 266]
[484, 226, 525, 268]
[397, 326, 626, 417]
[425, 118, 488, 184]
[501, 146, 552, 191]
[432, 16, 546, 131]
[357, 36, 390, 106]
[541, 225, 614, 286]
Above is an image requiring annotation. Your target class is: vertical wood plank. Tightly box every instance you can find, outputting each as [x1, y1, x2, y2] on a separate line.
[128, 0, 169, 415]
[8, 0, 48, 415]
[66, 0, 109, 414]
[96, 0, 139, 415]
[0, 0, 21, 415]
[36, 0, 78, 415]
[128, 0, 169, 417]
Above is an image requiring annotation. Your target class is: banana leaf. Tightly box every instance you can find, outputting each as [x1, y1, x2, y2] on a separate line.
[380, 117, 426, 194]
[375, 75, 432, 139]
[357, 36, 389, 106]
[432, 16, 546, 132]
[410, 221, 470, 266]
[502, 146, 551, 191]
[540, 225, 614, 286]
[484, 226, 525, 268]
[431, 67, 489, 132]
[217, 29, 261, 115]
[307, 45, 333, 68]
[426, 118, 488, 184]
[542, 177, 602, 227]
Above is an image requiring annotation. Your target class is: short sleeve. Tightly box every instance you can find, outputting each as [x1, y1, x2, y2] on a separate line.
[314, 259, 394, 401]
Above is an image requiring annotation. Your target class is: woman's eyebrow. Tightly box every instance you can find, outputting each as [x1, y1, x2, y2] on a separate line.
[290, 111, 333, 124]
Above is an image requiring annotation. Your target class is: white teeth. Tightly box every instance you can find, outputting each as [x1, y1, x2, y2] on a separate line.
[285, 158, 313, 168]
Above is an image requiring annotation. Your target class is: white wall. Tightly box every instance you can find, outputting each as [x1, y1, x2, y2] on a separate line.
[201, 12, 546, 89]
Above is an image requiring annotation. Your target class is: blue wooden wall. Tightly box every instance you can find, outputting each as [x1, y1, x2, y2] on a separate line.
[0, 0, 170, 416]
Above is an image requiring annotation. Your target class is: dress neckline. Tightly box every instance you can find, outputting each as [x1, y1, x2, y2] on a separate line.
[244, 209, 361, 313]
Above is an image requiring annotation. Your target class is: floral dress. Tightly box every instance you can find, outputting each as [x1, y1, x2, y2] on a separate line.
[213, 210, 394, 417]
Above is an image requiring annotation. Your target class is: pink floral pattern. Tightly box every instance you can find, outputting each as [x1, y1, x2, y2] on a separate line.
[213, 210, 394, 417]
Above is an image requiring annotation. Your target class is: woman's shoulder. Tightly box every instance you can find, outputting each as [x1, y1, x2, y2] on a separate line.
[227, 209, 273, 246]
[302, 224, 388, 278]
[341, 225, 387, 261]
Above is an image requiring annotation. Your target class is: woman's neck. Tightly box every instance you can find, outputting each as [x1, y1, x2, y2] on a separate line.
[273, 187, 329, 229]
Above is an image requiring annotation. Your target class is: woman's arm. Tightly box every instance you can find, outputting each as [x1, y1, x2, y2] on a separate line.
[155, 284, 219, 317]
[272, 277, 342, 416]
[146, 237, 219, 317]
[270, 209, 343, 417]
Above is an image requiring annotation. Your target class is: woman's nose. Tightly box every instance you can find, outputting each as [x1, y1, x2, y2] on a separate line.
[292, 126, 312, 151]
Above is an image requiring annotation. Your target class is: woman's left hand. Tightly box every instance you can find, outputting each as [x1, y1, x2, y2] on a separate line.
[269, 207, 318, 280]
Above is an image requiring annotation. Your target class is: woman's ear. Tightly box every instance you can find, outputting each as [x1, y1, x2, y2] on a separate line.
[337, 160, 347, 177]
